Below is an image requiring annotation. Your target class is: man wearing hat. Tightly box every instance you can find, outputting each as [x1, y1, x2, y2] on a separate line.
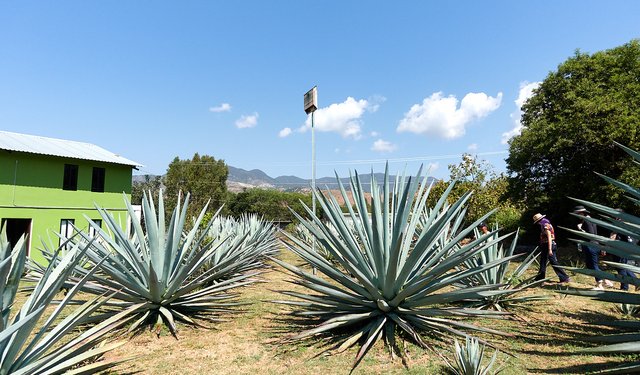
[574, 205, 613, 290]
[533, 213, 570, 283]
[478, 222, 489, 235]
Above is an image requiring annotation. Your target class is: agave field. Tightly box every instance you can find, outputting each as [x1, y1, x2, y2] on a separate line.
[2, 148, 640, 374]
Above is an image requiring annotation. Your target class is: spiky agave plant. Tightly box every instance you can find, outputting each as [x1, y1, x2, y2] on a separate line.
[0, 226, 133, 374]
[274, 165, 518, 371]
[51, 191, 259, 337]
[415, 204, 465, 258]
[203, 213, 278, 279]
[293, 221, 347, 263]
[443, 337, 502, 375]
[615, 303, 640, 318]
[559, 143, 640, 373]
[234, 212, 279, 263]
[456, 230, 548, 311]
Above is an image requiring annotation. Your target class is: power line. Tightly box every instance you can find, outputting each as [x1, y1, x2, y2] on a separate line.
[313, 150, 508, 166]
[133, 150, 508, 173]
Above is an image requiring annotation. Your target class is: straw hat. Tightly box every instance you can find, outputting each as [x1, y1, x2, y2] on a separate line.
[533, 213, 546, 223]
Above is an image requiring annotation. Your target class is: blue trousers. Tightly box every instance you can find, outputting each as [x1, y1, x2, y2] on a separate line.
[611, 255, 638, 290]
[583, 246, 602, 282]
[617, 258, 638, 291]
[536, 243, 570, 282]
[619, 269, 637, 291]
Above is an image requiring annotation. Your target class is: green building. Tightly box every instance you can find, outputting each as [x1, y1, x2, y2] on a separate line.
[0, 130, 142, 262]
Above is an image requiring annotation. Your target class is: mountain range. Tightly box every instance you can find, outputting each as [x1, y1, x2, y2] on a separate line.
[134, 166, 437, 193]
[226, 166, 437, 193]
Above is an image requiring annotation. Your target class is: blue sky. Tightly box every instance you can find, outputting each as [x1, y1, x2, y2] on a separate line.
[1, 1, 638, 180]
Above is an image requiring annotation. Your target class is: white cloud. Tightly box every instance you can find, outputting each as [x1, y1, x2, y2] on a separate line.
[300, 97, 374, 139]
[427, 162, 439, 174]
[278, 127, 292, 138]
[209, 103, 232, 113]
[397, 91, 503, 139]
[501, 81, 540, 144]
[368, 95, 386, 113]
[468, 143, 478, 151]
[371, 139, 397, 153]
[235, 113, 259, 129]
[370, 131, 379, 137]
[500, 126, 521, 145]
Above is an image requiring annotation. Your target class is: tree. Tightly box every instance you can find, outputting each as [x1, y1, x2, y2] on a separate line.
[164, 153, 229, 220]
[506, 40, 640, 229]
[227, 188, 314, 224]
[429, 154, 521, 232]
[131, 175, 162, 205]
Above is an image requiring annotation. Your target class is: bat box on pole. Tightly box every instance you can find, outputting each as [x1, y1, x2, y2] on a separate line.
[304, 86, 318, 114]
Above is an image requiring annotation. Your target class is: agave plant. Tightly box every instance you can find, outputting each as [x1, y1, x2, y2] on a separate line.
[456, 229, 548, 311]
[293, 222, 344, 263]
[615, 303, 640, 318]
[415, 203, 465, 257]
[0, 225, 132, 374]
[559, 143, 640, 373]
[46, 191, 259, 337]
[204, 213, 278, 278]
[274, 165, 518, 371]
[443, 337, 502, 375]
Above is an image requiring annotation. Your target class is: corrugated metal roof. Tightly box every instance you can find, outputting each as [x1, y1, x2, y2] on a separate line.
[0, 130, 143, 167]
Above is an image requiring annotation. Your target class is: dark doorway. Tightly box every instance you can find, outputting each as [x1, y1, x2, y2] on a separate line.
[1, 218, 31, 255]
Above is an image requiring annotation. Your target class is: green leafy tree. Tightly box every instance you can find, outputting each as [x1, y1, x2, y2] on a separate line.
[506, 40, 640, 227]
[228, 188, 314, 223]
[131, 175, 162, 205]
[429, 154, 521, 232]
[164, 153, 229, 220]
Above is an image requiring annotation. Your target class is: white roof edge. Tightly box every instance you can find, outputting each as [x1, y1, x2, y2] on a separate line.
[0, 130, 143, 167]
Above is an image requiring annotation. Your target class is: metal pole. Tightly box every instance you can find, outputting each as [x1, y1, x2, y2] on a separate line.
[312, 111, 316, 215]
[311, 111, 317, 275]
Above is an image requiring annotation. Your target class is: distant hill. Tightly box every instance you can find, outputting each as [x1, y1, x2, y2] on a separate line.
[227, 166, 276, 188]
[273, 175, 308, 186]
[227, 166, 438, 192]
[135, 166, 438, 193]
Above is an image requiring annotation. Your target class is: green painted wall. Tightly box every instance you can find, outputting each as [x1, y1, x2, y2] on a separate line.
[0, 150, 135, 263]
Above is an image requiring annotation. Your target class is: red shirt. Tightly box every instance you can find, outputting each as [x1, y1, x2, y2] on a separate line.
[539, 219, 555, 244]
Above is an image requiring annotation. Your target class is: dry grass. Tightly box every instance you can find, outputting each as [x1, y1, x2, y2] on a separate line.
[103, 246, 638, 374]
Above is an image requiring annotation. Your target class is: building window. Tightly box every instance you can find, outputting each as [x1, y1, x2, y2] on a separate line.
[63, 164, 79, 191]
[91, 167, 106, 192]
[59, 219, 75, 248]
[88, 219, 102, 238]
[1, 218, 32, 256]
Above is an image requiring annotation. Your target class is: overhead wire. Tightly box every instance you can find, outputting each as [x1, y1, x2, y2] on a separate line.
[133, 150, 508, 174]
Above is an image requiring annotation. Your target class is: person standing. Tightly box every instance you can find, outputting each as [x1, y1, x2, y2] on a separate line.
[478, 222, 489, 235]
[574, 205, 613, 290]
[533, 213, 570, 284]
[608, 209, 638, 291]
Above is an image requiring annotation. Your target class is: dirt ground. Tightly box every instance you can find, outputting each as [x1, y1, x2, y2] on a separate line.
[106, 246, 638, 374]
